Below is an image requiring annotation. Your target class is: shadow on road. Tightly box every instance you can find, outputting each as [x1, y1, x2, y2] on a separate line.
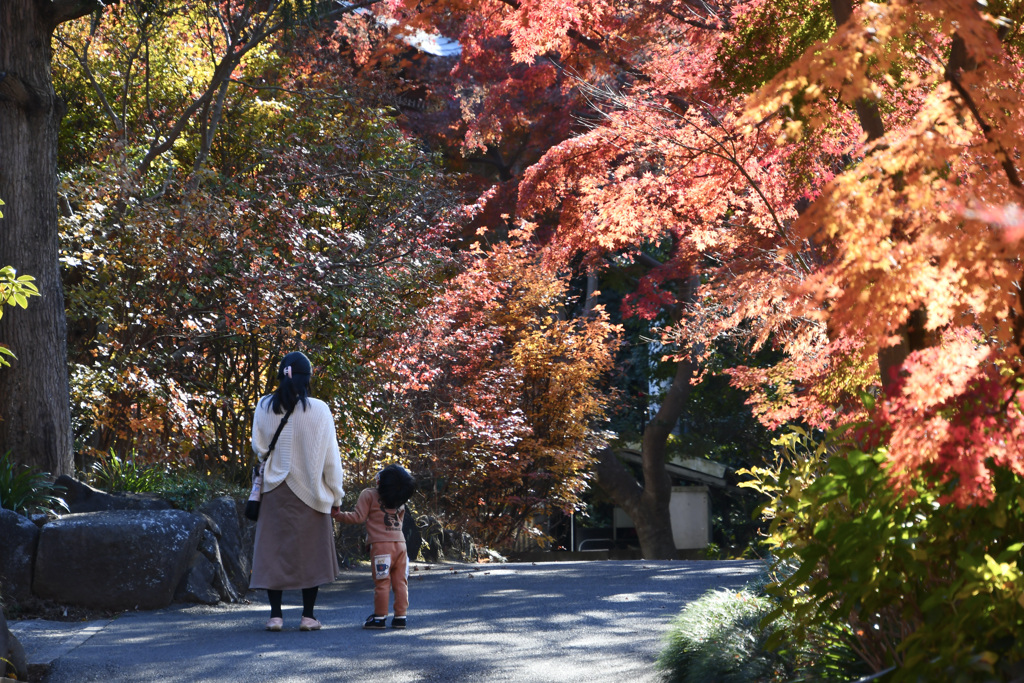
[38, 559, 763, 683]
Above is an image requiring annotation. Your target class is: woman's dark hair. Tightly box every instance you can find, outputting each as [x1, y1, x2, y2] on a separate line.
[377, 464, 416, 509]
[262, 351, 312, 414]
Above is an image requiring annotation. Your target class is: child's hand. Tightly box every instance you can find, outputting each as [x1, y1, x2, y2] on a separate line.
[331, 506, 341, 520]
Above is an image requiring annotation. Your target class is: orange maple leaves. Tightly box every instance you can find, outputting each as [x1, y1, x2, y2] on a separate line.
[382, 238, 619, 543]
[743, 0, 1024, 503]
[361, 0, 1024, 508]
[481, 0, 1024, 504]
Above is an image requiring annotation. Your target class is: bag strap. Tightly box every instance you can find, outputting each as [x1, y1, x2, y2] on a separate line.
[267, 407, 294, 454]
[261, 406, 295, 468]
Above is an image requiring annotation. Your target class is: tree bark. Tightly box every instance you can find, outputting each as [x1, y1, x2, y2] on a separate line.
[590, 269, 698, 559]
[0, 1, 75, 475]
[593, 355, 695, 559]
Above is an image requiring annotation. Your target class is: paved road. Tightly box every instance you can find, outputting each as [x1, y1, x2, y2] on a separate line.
[13, 560, 762, 682]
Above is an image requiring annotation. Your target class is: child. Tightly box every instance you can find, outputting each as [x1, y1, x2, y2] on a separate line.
[332, 464, 416, 629]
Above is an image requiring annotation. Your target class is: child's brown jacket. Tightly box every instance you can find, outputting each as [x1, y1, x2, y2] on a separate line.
[334, 488, 406, 543]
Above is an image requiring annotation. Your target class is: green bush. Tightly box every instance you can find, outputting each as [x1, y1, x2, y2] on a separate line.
[85, 450, 244, 511]
[748, 428, 1024, 682]
[0, 451, 68, 516]
[657, 587, 792, 683]
[86, 450, 165, 493]
[157, 469, 245, 511]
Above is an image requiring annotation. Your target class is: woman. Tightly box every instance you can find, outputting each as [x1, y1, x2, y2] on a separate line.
[249, 351, 344, 631]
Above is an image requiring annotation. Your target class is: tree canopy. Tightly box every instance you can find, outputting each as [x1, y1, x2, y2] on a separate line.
[3, 0, 1021, 576]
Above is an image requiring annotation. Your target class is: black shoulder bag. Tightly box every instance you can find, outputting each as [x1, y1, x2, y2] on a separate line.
[244, 407, 294, 522]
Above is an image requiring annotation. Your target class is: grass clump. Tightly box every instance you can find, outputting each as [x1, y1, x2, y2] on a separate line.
[0, 451, 68, 516]
[657, 587, 791, 683]
[86, 450, 244, 511]
[87, 450, 165, 493]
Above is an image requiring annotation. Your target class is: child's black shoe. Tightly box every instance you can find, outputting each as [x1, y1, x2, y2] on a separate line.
[391, 616, 406, 629]
[363, 614, 386, 630]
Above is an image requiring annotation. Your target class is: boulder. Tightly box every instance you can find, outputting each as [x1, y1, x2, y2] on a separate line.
[197, 496, 251, 595]
[175, 528, 240, 605]
[174, 547, 220, 605]
[33, 509, 204, 611]
[419, 515, 444, 563]
[0, 611, 28, 682]
[442, 528, 477, 562]
[0, 508, 39, 605]
[417, 515, 477, 562]
[55, 475, 172, 513]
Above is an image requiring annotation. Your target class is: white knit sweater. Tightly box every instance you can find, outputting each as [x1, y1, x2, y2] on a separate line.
[252, 396, 344, 513]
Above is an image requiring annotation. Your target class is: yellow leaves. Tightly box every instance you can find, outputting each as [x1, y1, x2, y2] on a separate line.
[956, 554, 1022, 600]
[778, 120, 805, 145]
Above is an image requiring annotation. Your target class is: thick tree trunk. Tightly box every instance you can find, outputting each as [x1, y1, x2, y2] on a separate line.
[0, 1, 73, 475]
[594, 356, 695, 559]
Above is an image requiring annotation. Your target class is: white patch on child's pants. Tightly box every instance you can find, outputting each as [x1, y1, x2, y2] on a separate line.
[374, 554, 392, 579]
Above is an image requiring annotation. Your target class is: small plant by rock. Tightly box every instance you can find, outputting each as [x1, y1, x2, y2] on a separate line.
[0, 451, 67, 517]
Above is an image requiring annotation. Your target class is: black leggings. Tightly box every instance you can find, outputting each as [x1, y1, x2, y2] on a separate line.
[267, 587, 319, 619]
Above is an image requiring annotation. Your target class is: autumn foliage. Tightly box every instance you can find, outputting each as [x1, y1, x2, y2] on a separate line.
[54, 3, 458, 478]
[47, 0, 1024, 572]
[372, 0, 1024, 508]
[741, 0, 1024, 504]
[381, 237, 618, 546]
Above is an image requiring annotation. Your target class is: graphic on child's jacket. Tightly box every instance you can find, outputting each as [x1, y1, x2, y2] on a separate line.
[381, 502, 402, 533]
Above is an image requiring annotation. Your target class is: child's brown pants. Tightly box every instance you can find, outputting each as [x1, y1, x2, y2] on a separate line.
[370, 541, 408, 617]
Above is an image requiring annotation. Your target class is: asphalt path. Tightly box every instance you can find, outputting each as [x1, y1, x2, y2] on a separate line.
[26, 559, 763, 682]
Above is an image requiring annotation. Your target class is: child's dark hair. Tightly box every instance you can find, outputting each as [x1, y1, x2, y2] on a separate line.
[377, 464, 416, 509]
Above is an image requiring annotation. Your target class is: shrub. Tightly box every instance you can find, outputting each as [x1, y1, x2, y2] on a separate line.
[86, 450, 165, 493]
[0, 451, 68, 516]
[157, 469, 244, 511]
[85, 450, 244, 510]
[747, 428, 1024, 682]
[657, 587, 792, 683]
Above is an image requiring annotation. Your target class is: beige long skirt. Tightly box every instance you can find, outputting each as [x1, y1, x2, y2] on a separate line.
[249, 482, 339, 590]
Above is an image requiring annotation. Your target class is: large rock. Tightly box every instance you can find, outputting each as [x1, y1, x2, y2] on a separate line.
[33, 509, 204, 611]
[418, 515, 476, 562]
[0, 508, 39, 605]
[0, 610, 28, 682]
[174, 547, 221, 605]
[55, 475, 173, 513]
[197, 496, 251, 595]
[175, 528, 241, 605]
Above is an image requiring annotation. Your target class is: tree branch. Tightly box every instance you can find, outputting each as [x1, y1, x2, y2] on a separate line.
[45, 0, 112, 30]
[131, 0, 384, 180]
[945, 33, 1023, 190]
[54, 34, 124, 131]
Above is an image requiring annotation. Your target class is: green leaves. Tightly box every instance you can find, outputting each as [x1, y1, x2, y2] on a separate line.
[87, 450, 166, 493]
[0, 265, 40, 368]
[0, 266, 39, 320]
[0, 452, 68, 516]
[759, 428, 1024, 680]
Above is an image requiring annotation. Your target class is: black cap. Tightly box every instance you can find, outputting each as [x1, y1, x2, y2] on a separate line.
[279, 351, 312, 379]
